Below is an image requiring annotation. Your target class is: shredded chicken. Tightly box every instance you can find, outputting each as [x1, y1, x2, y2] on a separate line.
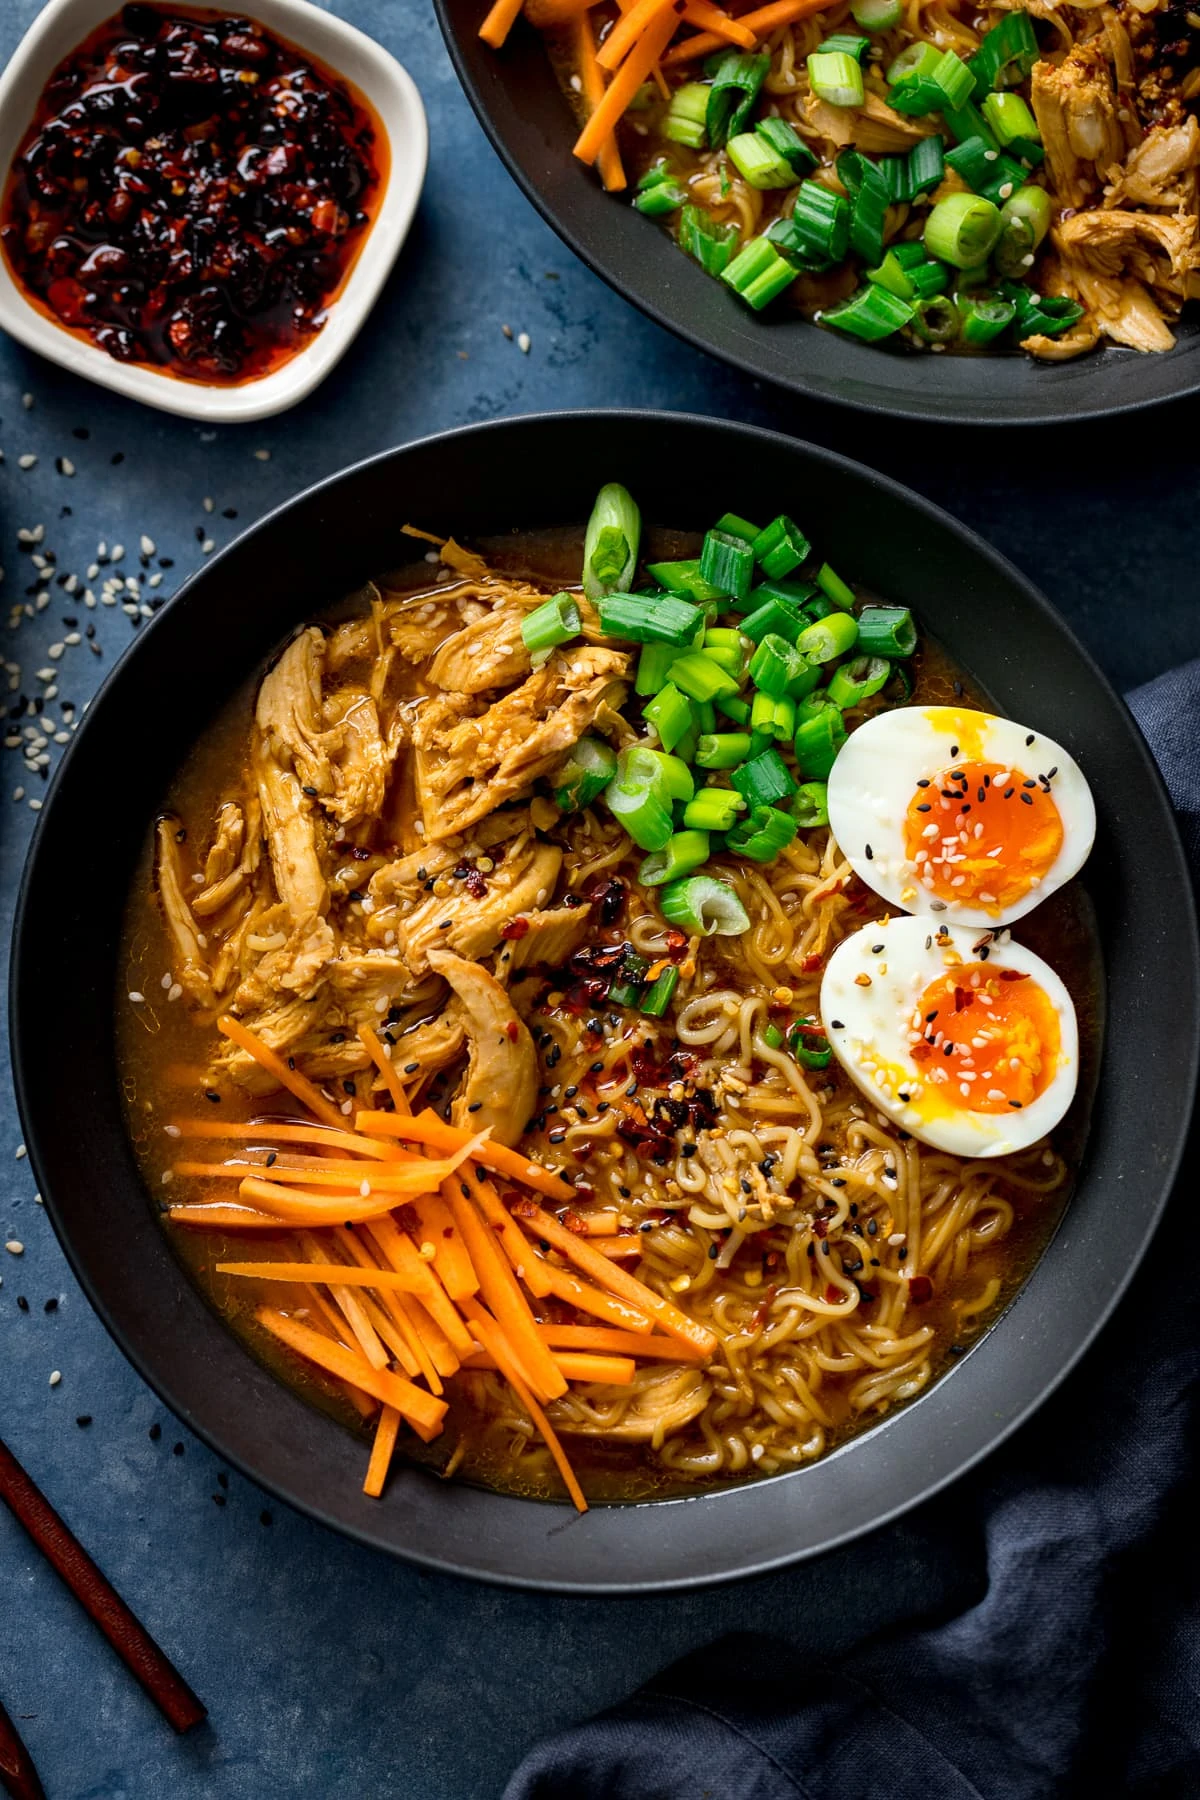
[1031, 44, 1126, 211]
[427, 949, 538, 1147]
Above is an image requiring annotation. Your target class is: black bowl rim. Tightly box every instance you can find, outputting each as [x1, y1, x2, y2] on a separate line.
[10, 408, 1199, 1592]
[433, 1, 1200, 429]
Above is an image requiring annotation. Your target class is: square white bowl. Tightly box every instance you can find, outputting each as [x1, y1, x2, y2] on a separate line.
[0, 0, 427, 421]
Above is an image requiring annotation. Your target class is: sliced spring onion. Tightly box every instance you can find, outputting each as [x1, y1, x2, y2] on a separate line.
[892, 241, 931, 268]
[583, 484, 640, 601]
[634, 178, 687, 217]
[693, 697, 717, 737]
[682, 786, 747, 832]
[714, 511, 761, 541]
[664, 82, 711, 149]
[740, 597, 804, 645]
[761, 1022, 785, 1050]
[856, 604, 917, 657]
[913, 294, 961, 343]
[724, 804, 798, 862]
[660, 875, 750, 937]
[807, 49, 865, 109]
[821, 284, 915, 341]
[752, 515, 811, 581]
[699, 527, 756, 601]
[837, 150, 891, 267]
[827, 653, 891, 707]
[981, 91, 1040, 147]
[791, 780, 830, 828]
[928, 49, 975, 111]
[908, 134, 945, 195]
[679, 203, 739, 277]
[727, 133, 797, 189]
[701, 643, 744, 677]
[794, 700, 848, 779]
[703, 626, 744, 650]
[946, 134, 998, 191]
[993, 183, 1052, 276]
[722, 236, 800, 309]
[816, 562, 856, 611]
[715, 693, 752, 726]
[924, 192, 1002, 268]
[639, 965, 680, 1017]
[750, 689, 797, 743]
[852, 0, 903, 29]
[644, 682, 696, 753]
[521, 593, 581, 667]
[598, 592, 704, 646]
[644, 558, 724, 603]
[908, 259, 950, 299]
[820, 32, 871, 60]
[653, 751, 696, 801]
[958, 293, 1016, 345]
[668, 648, 741, 703]
[868, 249, 916, 300]
[797, 610, 859, 664]
[607, 949, 649, 1009]
[747, 728, 773, 759]
[706, 52, 770, 149]
[552, 736, 618, 812]
[1007, 135, 1045, 168]
[943, 100, 999, 151]
[604, 746, 674, 851]
[639, 830, 711, 887]
[636, 642, 680, 696]
[749, 632, 817, 700]
[887, 42, 940, 84]
[970, 10, 1039, 92]
[788, 1019, 833, 1068]
[979, 153, 1031, 207]
[1011, 291, 1085, 338]
[731, 747, 797, 809]
[803, 592, 838, 622]
[755, 115, 818, 175]
[755, 576, 819, 609]
[696, 731, 752, 769]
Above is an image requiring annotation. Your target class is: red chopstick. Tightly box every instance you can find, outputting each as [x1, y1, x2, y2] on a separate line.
[0, 1434, 206, 1735]
[0, 1695, 45, 1800]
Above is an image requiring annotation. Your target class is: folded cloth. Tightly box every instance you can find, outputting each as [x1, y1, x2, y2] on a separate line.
[505, 667, 1200, 1800]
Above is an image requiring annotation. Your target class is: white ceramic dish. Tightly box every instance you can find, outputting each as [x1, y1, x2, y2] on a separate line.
[0, 0, 427, 421]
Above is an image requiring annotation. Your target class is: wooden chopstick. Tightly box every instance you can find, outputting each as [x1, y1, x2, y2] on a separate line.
[0, 1434, 206, 1735]
[0, 1695, 45, 1800]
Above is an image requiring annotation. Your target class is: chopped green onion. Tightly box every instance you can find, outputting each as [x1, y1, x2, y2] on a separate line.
[750, 690, 797, 743]
[791, 780, 830, 828]
[668, 649, 741, 703]
[683, 786, 746, 832]
[521, 593, 582, 668]
[852, 0, 903, 28]
[982, 91, 1040, 147]
[856, 603, 917, 657]
[827, 653, 891, 707]
[884, 659, 915, 704]
[946, 135, 998, 191]
[679, 204, 739, 276]
[703, 626, 744, 651]
[761, 1022, 785, 1050]
[644, 683, 695, 753]
[790, 180, 853, 267]
[815, 562, 856, 611]
[868, 249, 916, 300]
[970, 11, 1039, 92]
[604, 745, 674, 850]
[943, 100, 999, 151]
[722, 236, 800, 309]
[715, 693, 752, 726]
[732, 747, 797, 809]
[750, 515, 809, 581]
[552, 735, 618, 812]
[634, 178, 687, 218]
[755, 575, 818, 608]
[837, 150, 891, 266]
[660, 875, 750, 937]
[639, 829, 711, 887]
[664, 82, 710, 149]
[1006, 135, 1045, 168]
[740, 597, 804, 645]
[958, 293, 1016, 344]
[645, 558, 724, 604]
[583, 484, 640, 601]
[789, 1019, 833, 1068]
[652, 751, 695, 801]
[607, 948, 649, 1009]
[807, 49, 865, 108]
[993, 183, 1052, 275]
[892, 240, 931, 268]
[908, 134, 946, 195]
[724, 804, 798, 862]
[700, 643, 744, 678]
[636, 642, 680, 696]
[639, 965, 680, 1017]
[598, 592, 704, 646]
[924, 192, 1002, 267]
[696, 731, 753, 769]
[714, 511, 761, 541]
[749, 632, 817, 699]
[699, 528, 756, 601]
[928, 50, 975, 111]
[821, 284, 915, 341]
[908, 259, 950, 299]
[822, 31, 871, 59]
[913, 294, 961, 343]
[803, 592, 838, 622]
[978, 153, 1030, 207]
[886, 75, 944, 116]
[797, 610, 859, 664]
[887, 43, 940, 84]
[727, 132, 797, 189]
[755, 115, 818, 175]
[794, 700, 847, 779]
[1011, 290, 1085, 338]
[747, 728, 773, 758]
[707, 52, 770, 148]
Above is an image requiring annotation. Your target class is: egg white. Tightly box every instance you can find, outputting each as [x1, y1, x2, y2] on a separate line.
[826, 706, 1096, 928]
[819, 915, 1079, 1157]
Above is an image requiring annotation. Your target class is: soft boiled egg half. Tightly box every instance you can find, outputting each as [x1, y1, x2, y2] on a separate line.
[820, 915, 1079, 1157]
[827, 706, 1095, 928]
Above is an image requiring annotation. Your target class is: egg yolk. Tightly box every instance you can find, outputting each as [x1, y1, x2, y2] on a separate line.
[904, 760, 1063, 913]
[908, 962, 1061, 1114]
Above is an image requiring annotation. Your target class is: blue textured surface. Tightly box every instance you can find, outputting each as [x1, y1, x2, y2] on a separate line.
[0, 3, 1197, 1796]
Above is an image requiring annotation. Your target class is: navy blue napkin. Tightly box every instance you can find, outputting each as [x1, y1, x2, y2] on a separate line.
[505, 666, 1200, 1800]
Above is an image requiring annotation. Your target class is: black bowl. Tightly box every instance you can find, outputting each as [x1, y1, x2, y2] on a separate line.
[11, 412, 1198, 1591]
[434, 3, 1200, 427]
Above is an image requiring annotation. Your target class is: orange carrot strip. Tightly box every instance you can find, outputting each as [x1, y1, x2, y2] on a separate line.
[461, 1300, 587, 1512]
[444, 1183, 567, 1403]
[553, 1352, 637, 1384]
[298, 1278, 359, 1351]
[571, 1212, 620, 1236]
[296, 1231, 391, 1371]
[217, 1015, 349, 1129]
[237, 1174, 443, 1226]
[219, 1259, 423, 1291]
[524, 0, 594, 21]
[363, 1216, 476, 1360]
[663, 0, 834, 61]
[480, 0, 526, 49]
[573, 12, 626, 193]
[169, 1119, 398, 1161]
[596, 1238, 646, 1259]
[536, 1260, 656, 1332]
[537, 1323, 706, 1361]
[358, 1025, 412, 1116]
[364, 1405, 401, 1498]
[169, 1204, 292, 1230]
[256, 1307, 447, 1438]
[178, 1159, 424, 1187]
[356, 1109, 576, 1203]
[463, 1169, 553, 1299]
[597, 0, 679, 71]
[331, 1224, 447, 1384]
[515, 1205, 719, 1357]
[392, 1293, 458, 1383]
[574, 5, 678, 164]
[679, 0, 756, 45]
[408, 1190, 479, 1302]
[360, 1290, 439, 1390]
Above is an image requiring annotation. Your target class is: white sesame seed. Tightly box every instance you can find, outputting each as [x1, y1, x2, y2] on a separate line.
[168, 983, 182, 1002]
[201, 538, 215, 554]
[49, 1371, 61, 1387]
[128, 990, 145, 1003]
[5, 1241, 23, 1255]
[28, 798, 41, 811]
[140, 535, 156, 557]
[12, 787, 23, 801]
[203, 497, 214, 513]
[35, 592, 49, 612]
[63, 632, 81, 646]
[59, 457, 75, 477]
[501, 323, 513, 338]
[148, 572, 163, 589]
[22, 393, 33, 409]
[111, 544, 125, 562]
[254, 448, 271, 461]
[517, 332, 531, 354]
[18, 454, 37, 470]
[18, 525, 45, 546]
[15, 1146, 26, 1160]
[47, 644, 64, 660]
[87, 562, 100, 579]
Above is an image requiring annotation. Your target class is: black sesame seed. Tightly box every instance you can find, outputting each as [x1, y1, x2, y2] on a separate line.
[217, 1471, 229, 1489]
[172, 1442, 185, 1456]
[467, 1102, 483, 1113]
[830, 1019, 844, 1030]
[707, 1243, 719, 1260]
[404, 1063, 419, 1074]
[76, 1415, 92, 1428]
[259, 1510, 273, 1526]
[44, 1297, 58, 1313]
[16, 1296, 29, 1312]
[148, 1422, 162, 1441]
[1020, 792, 1034, 806]
[864, 844, 873, 861]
